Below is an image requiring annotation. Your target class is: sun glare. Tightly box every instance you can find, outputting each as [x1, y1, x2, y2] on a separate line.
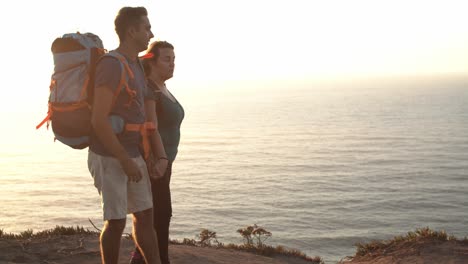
[2, 0, 468, 114]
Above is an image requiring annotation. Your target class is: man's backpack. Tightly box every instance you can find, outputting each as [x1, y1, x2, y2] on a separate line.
[36, 32, 105, 149]
[37, 32, 155, 157]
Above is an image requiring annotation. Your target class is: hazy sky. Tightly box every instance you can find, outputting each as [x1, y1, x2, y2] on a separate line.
[2, 0, 468, 112]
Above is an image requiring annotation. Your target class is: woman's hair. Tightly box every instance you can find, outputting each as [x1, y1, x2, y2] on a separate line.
[141, 41, 174, 76]
[114, 7, 148, 42]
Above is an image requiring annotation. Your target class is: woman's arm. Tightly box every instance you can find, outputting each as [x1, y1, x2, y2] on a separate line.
[145, 99, 168, 179]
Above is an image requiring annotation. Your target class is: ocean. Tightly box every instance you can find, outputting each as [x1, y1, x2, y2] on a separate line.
[1, 75, 467, 263]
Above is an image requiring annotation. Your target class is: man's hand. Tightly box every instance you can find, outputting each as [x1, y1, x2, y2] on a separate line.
[120, 158, 143, 182]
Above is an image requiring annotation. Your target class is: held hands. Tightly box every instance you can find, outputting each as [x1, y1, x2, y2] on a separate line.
[147, 157, 169, 180]
[120, 158, 143, 182]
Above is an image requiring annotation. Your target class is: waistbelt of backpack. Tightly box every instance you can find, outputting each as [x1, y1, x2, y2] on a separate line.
[125, 122, 156, 160]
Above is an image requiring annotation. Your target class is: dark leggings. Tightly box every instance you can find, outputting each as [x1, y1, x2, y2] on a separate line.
[136, 162, 172, 264]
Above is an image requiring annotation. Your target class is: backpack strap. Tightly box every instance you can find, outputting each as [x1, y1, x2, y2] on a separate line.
[106, 51, 156, 160]
[125, 122, 156, 160]
[35, 80, 91, 130]
[105, 51, 136, 108]
[36, 108, 52, 129]
[36, 80, 55, 129]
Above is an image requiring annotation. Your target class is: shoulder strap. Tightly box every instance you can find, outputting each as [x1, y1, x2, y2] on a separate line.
[137, 59, 145, 76]
[106, 51, 135, 80]
[104, 51, 136, 108]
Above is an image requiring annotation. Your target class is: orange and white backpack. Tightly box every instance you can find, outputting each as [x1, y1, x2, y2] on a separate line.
[37, 32, 154, 157]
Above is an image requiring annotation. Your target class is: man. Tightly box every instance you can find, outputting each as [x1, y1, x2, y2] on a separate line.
[88, 6, 161, 264]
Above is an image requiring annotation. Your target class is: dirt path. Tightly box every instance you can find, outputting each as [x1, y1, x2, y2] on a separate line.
[0, 234, 316, 264]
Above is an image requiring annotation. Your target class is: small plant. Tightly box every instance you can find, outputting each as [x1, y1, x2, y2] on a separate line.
[182, 238, 197, 246]
[237, 224, 271, 247]
[237, 225, 255, 246]
[236, 224, 323, 263]
[0, 229, 16, 239]
[19, 229, 34, 239]
[197, 229, 219, 247]
[252, 225, 272, 247]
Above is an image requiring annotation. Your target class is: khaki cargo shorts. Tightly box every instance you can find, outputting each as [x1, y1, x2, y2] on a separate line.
[88, 151, 153, 220]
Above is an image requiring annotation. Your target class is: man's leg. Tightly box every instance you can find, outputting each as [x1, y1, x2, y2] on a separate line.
[88, 151, 129, 264]
[129, 208, 171, 264]
[133, 208, 161, 264]
[100, 218, 126, 264]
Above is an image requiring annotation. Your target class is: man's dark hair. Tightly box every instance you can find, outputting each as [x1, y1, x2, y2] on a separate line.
[114, 7, 148, 41]
[142, 41, 174, 75]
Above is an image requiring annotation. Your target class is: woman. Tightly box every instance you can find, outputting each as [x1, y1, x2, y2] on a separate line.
[131, 41, 185, 264]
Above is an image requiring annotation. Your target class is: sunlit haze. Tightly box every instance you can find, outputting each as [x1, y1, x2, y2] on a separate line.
[2, 0, 468, 113]
[1, 2, 468, 261]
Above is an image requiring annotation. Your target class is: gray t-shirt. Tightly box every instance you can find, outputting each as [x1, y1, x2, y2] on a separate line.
[147, 81, 185, 161]
[89, 52, 148, 158]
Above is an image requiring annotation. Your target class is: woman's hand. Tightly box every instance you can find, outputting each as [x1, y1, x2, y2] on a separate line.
[147, 157, 168, 180]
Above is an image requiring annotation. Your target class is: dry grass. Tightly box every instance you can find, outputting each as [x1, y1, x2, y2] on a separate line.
[0, 225, 97, 240]
[355, 227, 467, 257]
[170, 226, 324, 264]
[1, 225, 323, 263]
[169, 239, 324, 264]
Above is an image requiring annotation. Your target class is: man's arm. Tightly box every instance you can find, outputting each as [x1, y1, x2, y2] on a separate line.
[91, 85, 142, 182]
